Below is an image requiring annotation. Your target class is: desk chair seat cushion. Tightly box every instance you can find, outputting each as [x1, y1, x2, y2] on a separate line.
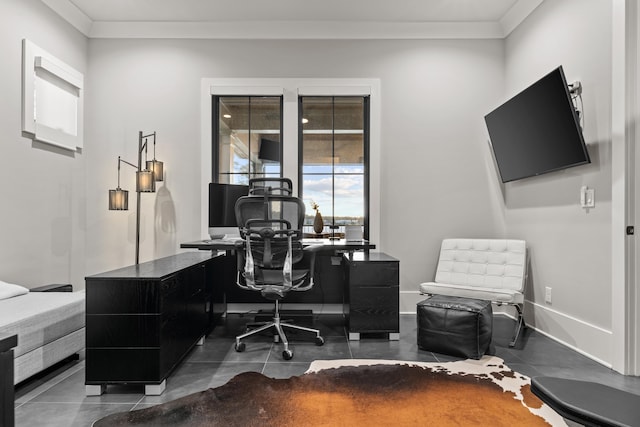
[253, 269, 309, 286]
[254, 269, 310, 300]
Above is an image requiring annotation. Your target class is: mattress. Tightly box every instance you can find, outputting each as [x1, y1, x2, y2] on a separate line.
[0, 291, 85, 358]
[13, 328, 85, 384]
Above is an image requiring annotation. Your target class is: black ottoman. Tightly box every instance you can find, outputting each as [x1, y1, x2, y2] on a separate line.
[417, 295, 492, 359]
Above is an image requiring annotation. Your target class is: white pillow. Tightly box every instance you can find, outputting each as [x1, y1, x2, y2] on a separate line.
[0, 280, 29, 300]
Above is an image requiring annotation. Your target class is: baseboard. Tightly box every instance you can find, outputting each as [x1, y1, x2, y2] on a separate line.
[524, 300, 612, 368]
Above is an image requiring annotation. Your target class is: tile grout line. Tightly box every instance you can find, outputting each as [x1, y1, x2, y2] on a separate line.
[130, 395, 147, 411]
[15, 361, 85, 408]
[345, 326, 354, 359]
[262, 343, 274, 374]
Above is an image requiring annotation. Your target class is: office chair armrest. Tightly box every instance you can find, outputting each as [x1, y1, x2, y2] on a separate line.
[302, 244, 322, 278]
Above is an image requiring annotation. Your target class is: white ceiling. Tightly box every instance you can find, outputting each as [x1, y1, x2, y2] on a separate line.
[42, 0, 544, 39]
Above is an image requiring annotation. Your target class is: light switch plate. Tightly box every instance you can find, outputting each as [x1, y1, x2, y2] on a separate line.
[581, 186, 595, 208]
[584, 188, 595, 207]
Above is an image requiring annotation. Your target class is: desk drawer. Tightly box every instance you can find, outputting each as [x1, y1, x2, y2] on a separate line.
[348, 286, 399, 332]
[86, 314, 160, 347]
[86, 349, 161, 383]
[348, 263, 398, 287]
[86, 279, 160, 314]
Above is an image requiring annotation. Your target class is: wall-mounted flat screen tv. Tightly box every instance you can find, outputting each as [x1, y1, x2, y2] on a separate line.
[258, 138, 280, 162]
[484, 66, 590, 183]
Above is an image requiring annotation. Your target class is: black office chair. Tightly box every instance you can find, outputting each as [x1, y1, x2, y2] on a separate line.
[233, 185, 324, 360]
[247, 177, 293, 196]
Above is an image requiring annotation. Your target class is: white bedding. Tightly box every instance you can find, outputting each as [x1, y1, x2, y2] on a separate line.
[0, 291, 85, 358]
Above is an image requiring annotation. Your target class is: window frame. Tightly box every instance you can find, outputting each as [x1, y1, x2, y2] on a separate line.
[298, 95, 371, 239]
[212, 95, 284, 184]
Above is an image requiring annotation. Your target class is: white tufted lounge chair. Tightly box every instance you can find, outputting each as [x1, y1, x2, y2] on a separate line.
[419, 238, 528, 347]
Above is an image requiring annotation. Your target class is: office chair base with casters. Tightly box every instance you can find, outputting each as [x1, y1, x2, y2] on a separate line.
[234, 300, 324, 360]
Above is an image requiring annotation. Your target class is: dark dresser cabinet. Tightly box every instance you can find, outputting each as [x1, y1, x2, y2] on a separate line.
[343, 252, 399, 340]
[85, 252, 224, 396]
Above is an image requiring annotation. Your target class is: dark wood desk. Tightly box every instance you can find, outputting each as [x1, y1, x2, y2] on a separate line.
[1, 333, 17, 427]
[180, 238, 375, 252]
[180, 238, 376, 305]
[180, 239, 398, 340]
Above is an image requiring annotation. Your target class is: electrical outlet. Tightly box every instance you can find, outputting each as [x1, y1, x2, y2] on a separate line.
[545, 287, 552, 304]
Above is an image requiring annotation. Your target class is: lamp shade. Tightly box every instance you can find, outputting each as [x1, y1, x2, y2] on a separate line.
[109, 188, 129, 210]
[146, 159, 164, 181]
[136, 170, 155, 192]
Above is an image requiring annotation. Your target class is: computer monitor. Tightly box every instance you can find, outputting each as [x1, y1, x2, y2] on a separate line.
[208, 183, 249, 239]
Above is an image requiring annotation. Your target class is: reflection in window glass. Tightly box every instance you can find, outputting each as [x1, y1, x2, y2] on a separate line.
[300, 96, 369, 238]
[214, 96, 282, 184]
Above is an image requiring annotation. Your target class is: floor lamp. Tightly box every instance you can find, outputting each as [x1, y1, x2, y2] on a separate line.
[108, 131, 164, 264]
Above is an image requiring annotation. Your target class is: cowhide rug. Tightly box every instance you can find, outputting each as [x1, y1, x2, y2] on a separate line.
[93, 356, 567, 426]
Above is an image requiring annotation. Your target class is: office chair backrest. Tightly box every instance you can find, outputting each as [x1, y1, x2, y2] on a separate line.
[236, 193, 304, 234]
[235, 194, 306, 271]
[248, 177, 293, 196]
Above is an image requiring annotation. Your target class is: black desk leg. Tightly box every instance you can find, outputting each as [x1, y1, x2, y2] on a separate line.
[1, 348, 14, 427]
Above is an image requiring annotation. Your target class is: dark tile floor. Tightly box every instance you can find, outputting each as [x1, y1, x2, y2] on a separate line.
[14, 314, 640, 427]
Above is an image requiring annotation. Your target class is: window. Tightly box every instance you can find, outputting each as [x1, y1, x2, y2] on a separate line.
[299, 96, 369, 238]
[204, 78, 380, 244]
[213, 96, 283, 184]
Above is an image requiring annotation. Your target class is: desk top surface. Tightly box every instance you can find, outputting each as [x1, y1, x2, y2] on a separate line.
[180, 238, 375, 251]
[86, 252, 219, 280]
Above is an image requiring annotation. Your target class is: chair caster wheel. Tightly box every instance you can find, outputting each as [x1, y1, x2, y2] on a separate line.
[315, 336, 325, 346]
[235, 342, 246, 352]
[282, 349, 293, 360]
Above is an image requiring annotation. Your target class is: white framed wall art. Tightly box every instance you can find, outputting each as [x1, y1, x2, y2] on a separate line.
[22, 39, 84, 151]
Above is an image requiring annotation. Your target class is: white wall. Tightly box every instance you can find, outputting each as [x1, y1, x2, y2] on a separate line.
[504, 0, 613, 364]
[84, 38, 505, 298]
[0, 0, 87, 289]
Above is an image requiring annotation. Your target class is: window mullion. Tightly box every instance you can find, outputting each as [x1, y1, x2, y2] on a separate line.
[247, 97, 252, 180]
[331, 96, 336, 228]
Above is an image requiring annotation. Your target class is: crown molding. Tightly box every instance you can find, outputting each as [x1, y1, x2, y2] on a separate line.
[42, 0, 543, 40]
[42, 0, 93, 36]
[500, 0, 544, 36]
[89, 21, 505, 40]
